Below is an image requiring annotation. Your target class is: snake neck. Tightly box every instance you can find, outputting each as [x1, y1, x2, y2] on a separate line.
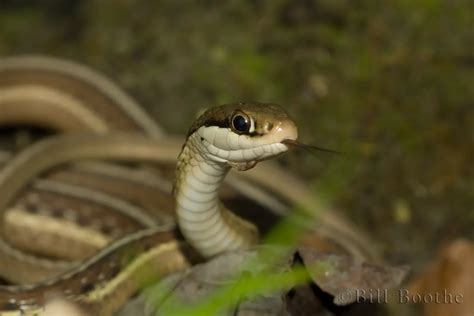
[174, 133, 258, 257]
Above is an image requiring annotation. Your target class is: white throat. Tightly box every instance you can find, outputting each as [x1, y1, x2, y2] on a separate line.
[174, 133, 258, 257]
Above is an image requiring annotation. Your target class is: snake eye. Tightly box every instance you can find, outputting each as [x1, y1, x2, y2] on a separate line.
[231, 113, 251, 134]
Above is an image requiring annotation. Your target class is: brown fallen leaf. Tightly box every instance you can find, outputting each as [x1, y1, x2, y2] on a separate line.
[297, 247, 408, 305]
[284, 248, 408, 316]
[409, 239, 474, 316]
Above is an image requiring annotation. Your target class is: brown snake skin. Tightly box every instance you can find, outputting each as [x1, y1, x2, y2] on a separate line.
[0, 55, 378, 315]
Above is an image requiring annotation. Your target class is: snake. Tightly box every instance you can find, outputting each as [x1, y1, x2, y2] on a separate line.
[0, 55, 286, 279]
[0, 56, 379, 315]
[0, 102, 299, 315]
[0, 55, 162, 134]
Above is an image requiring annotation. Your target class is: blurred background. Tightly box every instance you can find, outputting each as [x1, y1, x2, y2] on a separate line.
[0, 0, 472, 301]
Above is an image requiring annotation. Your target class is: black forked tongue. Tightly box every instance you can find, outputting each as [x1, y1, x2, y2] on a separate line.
[282, 139, 341, 155]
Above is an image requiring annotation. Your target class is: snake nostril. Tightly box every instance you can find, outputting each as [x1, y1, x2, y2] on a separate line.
[264, 122, 273, 132]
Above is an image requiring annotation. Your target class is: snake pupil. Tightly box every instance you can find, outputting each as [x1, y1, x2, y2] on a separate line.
[232, 114, 250, 133]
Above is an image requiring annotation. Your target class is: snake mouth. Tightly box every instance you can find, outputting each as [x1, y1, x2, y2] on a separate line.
[281, 139, 298, 145]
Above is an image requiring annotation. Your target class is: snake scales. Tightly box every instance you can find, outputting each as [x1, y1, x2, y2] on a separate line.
[0, 55, 377, 315]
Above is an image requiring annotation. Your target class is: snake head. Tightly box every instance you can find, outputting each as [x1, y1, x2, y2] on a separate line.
[189, 102, 298, 170]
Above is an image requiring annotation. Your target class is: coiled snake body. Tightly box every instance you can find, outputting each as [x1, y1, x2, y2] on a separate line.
[0, 56, 377, 315]
[0, 101, 298, 315]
